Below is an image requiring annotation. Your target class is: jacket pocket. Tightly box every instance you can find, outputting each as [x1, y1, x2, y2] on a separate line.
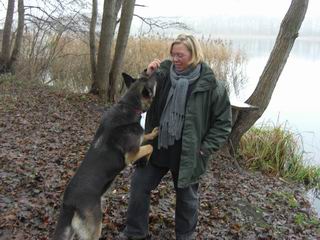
[194, 152, 209, 177]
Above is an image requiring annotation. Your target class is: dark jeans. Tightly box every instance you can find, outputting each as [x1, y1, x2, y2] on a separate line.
[124, 163, 199, 240]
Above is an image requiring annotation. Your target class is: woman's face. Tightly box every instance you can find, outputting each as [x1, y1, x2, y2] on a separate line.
[171, 43, 192, 72]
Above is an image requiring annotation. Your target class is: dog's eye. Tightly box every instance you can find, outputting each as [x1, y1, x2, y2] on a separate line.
[142, 87, 152, 98]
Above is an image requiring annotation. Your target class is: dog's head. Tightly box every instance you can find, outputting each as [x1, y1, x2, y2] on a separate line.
[121, 72, 157, 112]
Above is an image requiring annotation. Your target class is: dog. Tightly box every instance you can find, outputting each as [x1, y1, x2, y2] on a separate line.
[53, 72, 158, 240]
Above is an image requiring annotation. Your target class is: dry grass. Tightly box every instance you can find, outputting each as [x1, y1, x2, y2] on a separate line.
[240, 122, 320, 190]
[14, 33, 247, 93]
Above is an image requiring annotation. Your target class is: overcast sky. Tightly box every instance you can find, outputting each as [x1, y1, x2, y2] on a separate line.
[1, 0, 318, 23]
[135, 0, 320, 19]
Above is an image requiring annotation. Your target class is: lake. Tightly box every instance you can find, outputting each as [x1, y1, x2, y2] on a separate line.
[230, 36, 320, 166]
[227, 36, 320, 215]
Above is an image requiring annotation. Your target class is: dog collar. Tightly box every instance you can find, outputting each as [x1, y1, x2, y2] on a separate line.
[134, 108, 143, 115]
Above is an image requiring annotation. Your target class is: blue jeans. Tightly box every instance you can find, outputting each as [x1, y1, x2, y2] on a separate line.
[124, 163, 199, 240]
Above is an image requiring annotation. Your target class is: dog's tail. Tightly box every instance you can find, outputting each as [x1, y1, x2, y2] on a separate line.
[53, 205, 75, 240]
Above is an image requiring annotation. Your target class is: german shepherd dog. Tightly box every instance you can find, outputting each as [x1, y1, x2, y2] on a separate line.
[53, 72, 158, 240]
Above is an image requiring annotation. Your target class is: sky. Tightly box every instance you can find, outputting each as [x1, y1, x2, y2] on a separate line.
[134, 0, 320, 19]
[1, 0, 319, 24]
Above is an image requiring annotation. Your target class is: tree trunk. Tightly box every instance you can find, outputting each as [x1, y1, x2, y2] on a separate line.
[9, 0, 25, 73]
[227, 0, 309, 155]
[95, 0, 117, 100]
[112, 0, 124, 34]
[89, 0, 123, 95]
[89, 0, 98, 94]
[0, 0, 15, 73]
[115, 0, 124, 20]
[108, 0, 136, 102]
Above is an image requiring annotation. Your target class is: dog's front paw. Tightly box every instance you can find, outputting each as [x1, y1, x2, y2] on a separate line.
[126, 144, 153, 165]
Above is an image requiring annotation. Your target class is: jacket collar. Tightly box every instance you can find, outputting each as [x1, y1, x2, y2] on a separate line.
[192, 62, 217, 93]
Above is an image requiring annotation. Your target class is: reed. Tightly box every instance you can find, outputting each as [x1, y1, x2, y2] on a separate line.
[14, 33, 247, 94]
[240, 122, 320, 190]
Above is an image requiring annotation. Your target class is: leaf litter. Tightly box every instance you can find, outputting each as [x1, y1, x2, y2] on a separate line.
[0, 83, 319, 239]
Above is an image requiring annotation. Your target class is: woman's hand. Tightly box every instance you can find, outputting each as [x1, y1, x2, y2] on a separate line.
[146, 59, 161, 76]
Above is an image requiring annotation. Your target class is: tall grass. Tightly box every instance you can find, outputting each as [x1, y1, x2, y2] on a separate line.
[240, 122, 320, 191]
[122, 35, 171, 75]
[16, 30, 92, 92]
[123, 36, 247, 94]
[49, 38, 92, 93]
[14, 32, 247, 94]
[199, 37, 247, 94]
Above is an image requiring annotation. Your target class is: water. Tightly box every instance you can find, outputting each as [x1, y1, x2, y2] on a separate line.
[231, 37, 320, 166]
[227, 36, 320, 216]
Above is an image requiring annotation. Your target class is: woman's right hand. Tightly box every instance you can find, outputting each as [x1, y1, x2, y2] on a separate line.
[146, 59, 161, 76]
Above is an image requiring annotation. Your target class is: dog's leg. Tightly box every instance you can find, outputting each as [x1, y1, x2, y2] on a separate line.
[125, 144, 153, 165]
[53, 206, 76, 240]
[72, 205, 102, 240]
[143, 127, 159, 143]
[140, 145, 153, 161]
[53, 226, 75, 240]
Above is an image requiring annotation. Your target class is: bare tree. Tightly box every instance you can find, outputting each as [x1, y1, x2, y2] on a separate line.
[9, 0, 25, 73]
[95, 0, 118, 98]
[88, 1, 192, 100]
[89, 0, 98, 94]
[133, 15, 191, 34]
[0, 0, 89, 76]
[89, 0, 123, 95]
[0, 0, 15, 73]
[226, 0, 309, 156]
[108, 0, 136, 102]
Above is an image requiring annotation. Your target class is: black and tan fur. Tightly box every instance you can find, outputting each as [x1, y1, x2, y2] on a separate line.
[53, 73, 157, 240]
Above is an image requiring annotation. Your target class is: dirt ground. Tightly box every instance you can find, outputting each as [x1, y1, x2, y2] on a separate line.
[1, 83, 319, 239]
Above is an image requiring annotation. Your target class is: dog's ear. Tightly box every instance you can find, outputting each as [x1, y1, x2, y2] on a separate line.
[122, 72, 136, 88]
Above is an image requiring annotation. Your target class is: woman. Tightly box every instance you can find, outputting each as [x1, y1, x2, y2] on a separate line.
[123, 34, 232, 240]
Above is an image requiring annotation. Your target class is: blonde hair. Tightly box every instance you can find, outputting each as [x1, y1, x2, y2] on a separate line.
[170, 34, 204, 67]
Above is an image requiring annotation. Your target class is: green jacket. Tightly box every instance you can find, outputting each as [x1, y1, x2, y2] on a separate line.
[145, 60, 232, 188]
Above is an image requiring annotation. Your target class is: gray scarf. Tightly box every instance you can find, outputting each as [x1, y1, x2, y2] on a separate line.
[158, 64, 201, 149]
